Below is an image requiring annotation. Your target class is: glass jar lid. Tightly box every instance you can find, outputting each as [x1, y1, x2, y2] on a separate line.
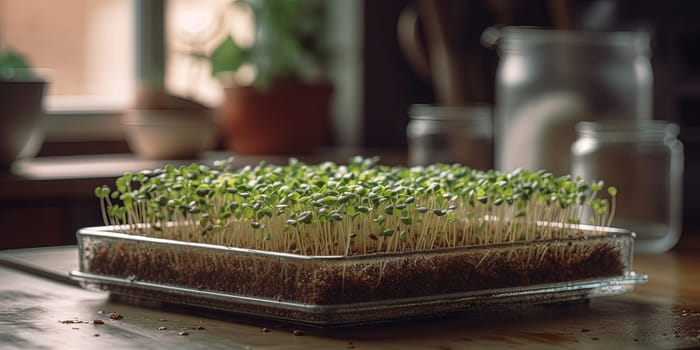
[492, 27, 650, 55]
[575, 120, 679, 142]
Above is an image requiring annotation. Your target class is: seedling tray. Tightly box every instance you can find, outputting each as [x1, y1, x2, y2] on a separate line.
[70, 224, 646, 326]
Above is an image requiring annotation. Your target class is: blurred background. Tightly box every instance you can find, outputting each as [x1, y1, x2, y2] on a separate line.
[0, 0, 698, 249]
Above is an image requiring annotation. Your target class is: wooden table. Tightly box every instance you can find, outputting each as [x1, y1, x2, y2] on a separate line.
[1, 236, 699, 349]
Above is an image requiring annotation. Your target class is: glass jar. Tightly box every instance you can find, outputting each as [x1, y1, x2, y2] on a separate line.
[571, 120, 684, 254]
[407, 104, 492, 169]
[492, 27, 653, 175]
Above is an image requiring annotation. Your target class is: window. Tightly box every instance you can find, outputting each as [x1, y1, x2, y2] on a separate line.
[166, 0, 234, 107]
[1, 0, 362, 147]
[0, 0, 227, 144]
[0, 0, 135, 112]
[0, 0, 245, 113]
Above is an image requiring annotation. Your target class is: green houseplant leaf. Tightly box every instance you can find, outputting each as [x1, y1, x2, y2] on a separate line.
[210, 35, 248, 76]
[0, 49, 35, 80]
[210, 0, 328, 88]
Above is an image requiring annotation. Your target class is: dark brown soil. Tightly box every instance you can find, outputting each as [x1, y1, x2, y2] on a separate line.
[86, 238, 624, 305]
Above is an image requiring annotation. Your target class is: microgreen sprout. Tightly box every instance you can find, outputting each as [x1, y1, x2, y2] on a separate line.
[96, 157, 619, 256]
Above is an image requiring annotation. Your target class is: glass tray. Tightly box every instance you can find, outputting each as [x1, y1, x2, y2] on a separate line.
[70, 225, 647, 326]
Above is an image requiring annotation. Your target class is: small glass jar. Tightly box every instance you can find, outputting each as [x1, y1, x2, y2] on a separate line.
[407, 104, 492, 169]
[571, 120, 684, 254]
[493, 27, 653, 175]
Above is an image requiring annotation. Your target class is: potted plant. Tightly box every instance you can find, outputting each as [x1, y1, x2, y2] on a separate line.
[210, 0, 333, 155]
[0, 49, 46, 168]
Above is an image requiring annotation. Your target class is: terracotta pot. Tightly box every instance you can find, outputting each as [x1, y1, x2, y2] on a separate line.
[220, 81, 333, 155]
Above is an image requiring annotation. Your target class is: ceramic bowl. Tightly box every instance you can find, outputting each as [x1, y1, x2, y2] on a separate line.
[121, 108, 219, 160]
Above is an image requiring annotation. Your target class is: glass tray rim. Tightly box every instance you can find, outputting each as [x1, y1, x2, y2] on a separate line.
[70, 270, 648, 313]
[69, 270, 648, 325]
[77, 223, 635, 261]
